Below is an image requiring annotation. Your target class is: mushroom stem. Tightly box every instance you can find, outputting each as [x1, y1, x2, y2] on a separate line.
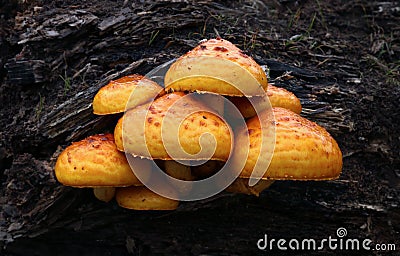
[251, 180, 275, 195]
[93, 187, 116, 202]
[226, 179, 274, 196]
[164, 160, 193, 181]
[164, 160, 193, 196]
[191, 160, 222, 179]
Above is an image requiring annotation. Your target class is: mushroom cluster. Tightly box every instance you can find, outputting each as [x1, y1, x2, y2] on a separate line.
[54, 38, 342, 210]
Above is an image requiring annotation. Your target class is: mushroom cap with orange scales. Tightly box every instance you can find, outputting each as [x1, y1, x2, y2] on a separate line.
[232, 107, 342, 180]
[266, 85, 302, 114]
[228, 84, 302, 118]
[164, 38, 268, 96]
[55, 134, 150, 187]
[93, 74, 163, 115]
[114, 92, 232, 161]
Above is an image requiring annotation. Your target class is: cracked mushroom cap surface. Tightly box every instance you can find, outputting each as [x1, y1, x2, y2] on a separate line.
[164, 38, 268, 96]
[116, 186, 179, 210]
[93, 74, 163, 115]
[55, 134, 148, 187]
[234, 107, 342, 180]
[114, 92, 232, 161]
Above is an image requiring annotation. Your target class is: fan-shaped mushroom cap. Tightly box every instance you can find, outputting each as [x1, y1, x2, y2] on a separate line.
[234, 107, 342, 180]
[116, 186, 179, 210]
[164, 38, 268, 96]
[228, 84, 302, 118]
[93, 74, 163, 115]
[114, 92, 232, 161]
[55, 134, 150, 187]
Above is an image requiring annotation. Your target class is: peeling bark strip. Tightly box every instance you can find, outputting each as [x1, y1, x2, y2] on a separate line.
[0, 0, 399, 255]
[39, 59, 147, 142]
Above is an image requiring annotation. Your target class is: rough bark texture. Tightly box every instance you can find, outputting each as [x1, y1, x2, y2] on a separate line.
[0, 0, 399, 255]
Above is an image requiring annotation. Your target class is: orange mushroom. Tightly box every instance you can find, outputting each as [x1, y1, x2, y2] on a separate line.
[93, 74, 163, 115]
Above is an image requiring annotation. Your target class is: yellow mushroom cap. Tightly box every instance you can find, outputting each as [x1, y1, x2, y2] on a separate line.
[164, 38, 268, 96]
[228, 84, 302, 118]
[93, 74, 163, 115]
[234, 107, 342, 180]
[54, 133, 148, 187]
[115, 92, 232, 161]
[267, 85, 302, 114]
[116, 186, 179, 210]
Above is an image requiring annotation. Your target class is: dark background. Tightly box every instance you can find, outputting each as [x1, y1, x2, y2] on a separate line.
[0, 1, 399, 255]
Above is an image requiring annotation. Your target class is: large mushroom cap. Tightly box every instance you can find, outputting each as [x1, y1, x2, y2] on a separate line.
[115, 92, 232, 161]
[228, 84, 302, 118]
[93, 74, 163, 115]
[234, 107, 342, 180]
[164, 38, 268, 96]
[55, 134, 149, 187]
[116, 186, 179, 210]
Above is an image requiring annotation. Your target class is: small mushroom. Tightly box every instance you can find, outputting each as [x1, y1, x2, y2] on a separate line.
[266, 85, 302, 114]
[54, 134, 152, 201]
[93, 74, 163, 115]
[116, 186, 179, 210]
[228, 84, 302, 118]
[232, 107, 342, 181]
[164, 38, 268, 96]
